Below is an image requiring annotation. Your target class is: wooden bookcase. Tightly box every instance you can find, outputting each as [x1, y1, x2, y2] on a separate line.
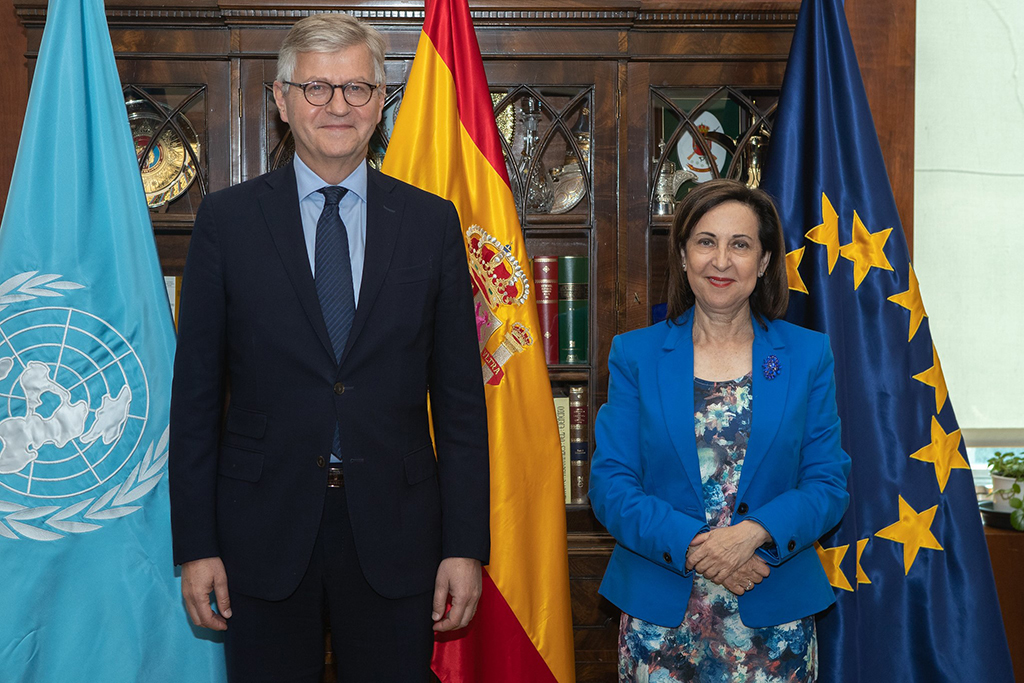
[4, 1, 916, 681]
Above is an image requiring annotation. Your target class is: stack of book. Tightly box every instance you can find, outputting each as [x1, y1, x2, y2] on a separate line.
[164, 275, 182, 329]
[553, 384, 589, 504]
[533, 255, 588, 365]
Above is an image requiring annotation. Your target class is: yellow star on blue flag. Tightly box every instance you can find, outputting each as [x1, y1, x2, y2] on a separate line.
[806, 193, 840, 274]
[875, 496, 943, 575]
[910, 416, 969, 493]
[838, 211, 893, 290]
[888, 264, 928, 341]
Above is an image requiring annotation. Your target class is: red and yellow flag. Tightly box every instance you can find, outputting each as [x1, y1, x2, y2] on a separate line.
[382, 0, 575, 681]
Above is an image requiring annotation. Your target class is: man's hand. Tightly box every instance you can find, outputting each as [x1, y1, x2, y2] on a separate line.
[706, 555, 771, 596]
[181, 556, 231, 631]
[431, 557, 482, 632]
[685, 520, 771, 583]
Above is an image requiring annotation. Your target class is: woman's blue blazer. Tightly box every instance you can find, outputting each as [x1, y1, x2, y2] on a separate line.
[589, 310, 851, 628]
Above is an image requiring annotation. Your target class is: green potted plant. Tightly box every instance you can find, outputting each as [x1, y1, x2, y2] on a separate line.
[988, 451, 1023, 531]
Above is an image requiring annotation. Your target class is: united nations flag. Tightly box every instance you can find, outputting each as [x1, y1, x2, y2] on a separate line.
[0, 0, 225, 680]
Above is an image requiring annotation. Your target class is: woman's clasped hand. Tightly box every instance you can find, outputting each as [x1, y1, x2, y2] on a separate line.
[686, 520, 771, 594]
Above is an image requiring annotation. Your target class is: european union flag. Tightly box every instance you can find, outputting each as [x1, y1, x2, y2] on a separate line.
[0, 0, 225, 680]
[761, 1, 1015, 681]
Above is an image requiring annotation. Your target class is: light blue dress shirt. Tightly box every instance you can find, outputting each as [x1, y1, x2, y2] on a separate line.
[293, 154, 367, 306]
[293, 155, 368, 464]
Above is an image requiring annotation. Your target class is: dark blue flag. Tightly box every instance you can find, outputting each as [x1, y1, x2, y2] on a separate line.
[761, 1, 1015, 681]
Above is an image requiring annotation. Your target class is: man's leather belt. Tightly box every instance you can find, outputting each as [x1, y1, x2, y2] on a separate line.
[327, 465, 344, 488]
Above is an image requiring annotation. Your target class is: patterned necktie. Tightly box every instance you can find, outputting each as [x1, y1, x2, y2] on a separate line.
[314, 186, 355, 364]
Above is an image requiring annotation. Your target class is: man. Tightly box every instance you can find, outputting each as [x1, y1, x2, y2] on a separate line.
[168, 13, 489, 682]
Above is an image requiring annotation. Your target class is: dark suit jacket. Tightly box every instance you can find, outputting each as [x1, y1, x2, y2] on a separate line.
[590, 311, 850, 628]
[169, 163, 489, 601]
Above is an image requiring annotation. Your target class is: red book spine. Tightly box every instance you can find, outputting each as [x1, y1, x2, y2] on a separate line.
[533, 256, 559, 365]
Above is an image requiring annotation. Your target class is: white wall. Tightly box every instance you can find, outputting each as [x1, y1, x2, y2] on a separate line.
[915, 0, 1024, 435]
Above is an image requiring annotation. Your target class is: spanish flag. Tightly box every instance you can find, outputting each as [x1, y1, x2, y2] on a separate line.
[382, 0, 575, 681]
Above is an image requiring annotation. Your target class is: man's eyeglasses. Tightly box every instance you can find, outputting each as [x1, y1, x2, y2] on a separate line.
[282, 81, 382, 107]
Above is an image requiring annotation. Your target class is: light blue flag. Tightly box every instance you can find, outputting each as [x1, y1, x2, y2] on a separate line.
[0, 0, 226, 680]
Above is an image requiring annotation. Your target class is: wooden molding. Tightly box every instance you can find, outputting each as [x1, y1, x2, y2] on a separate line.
[16, 0, 800, 29]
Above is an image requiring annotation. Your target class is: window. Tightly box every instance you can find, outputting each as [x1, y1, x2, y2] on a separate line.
[915, 0, 1024, 490]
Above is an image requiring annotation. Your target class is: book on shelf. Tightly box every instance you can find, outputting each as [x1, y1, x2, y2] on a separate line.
[553, 393, 571, 504]
[568, 384, 589, 504]
[533, 256, 559, 365]
[163, 275, 181, 330]
[557, 255, 588, 365]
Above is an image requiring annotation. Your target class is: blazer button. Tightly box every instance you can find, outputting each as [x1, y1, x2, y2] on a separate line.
[316, 456, 326, 468]
[334, 382, 345, 395]
[787, 540, 796, 551]
[737, 502, 748, 514]
[663, 552, 673, 564]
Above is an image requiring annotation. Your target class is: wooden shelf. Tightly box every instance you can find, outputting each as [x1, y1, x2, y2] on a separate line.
[985, 525, 1024, 682]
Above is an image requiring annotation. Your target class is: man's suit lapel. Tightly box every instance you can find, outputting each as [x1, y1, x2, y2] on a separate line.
[736, 318, 790, 505]
[656, 312, 706, 506]
[339, 167, 403, 368]
[258, 164, 335, 361]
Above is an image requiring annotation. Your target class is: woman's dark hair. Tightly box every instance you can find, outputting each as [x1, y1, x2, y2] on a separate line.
[666, 178, 789, 326]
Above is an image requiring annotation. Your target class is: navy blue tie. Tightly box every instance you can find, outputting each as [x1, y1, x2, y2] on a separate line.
[315, 186, 355, 363]
[315, 186, 354, 462]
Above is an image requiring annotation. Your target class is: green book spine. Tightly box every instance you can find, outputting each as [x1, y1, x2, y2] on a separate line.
[557, 255, 588, 364]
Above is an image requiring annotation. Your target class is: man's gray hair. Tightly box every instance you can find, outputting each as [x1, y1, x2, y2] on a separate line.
[276, 13, 387, 87]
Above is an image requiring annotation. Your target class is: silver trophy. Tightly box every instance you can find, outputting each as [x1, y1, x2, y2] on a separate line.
[652, 139, 697, 216]
[549, 106, 590, 215]
[515, 97, 554, 213]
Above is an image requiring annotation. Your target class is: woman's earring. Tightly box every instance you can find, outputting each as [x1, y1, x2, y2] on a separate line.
[682, 262, 687, 271]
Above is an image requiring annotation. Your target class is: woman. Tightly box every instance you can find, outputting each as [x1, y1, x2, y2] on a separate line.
[590, 179, 851, 682]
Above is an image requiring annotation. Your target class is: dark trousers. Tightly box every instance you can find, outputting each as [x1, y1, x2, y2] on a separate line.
[223, 485, 435, 683]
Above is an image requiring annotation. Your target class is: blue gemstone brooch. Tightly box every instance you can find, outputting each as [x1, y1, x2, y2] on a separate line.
[762, 355, 781, 381]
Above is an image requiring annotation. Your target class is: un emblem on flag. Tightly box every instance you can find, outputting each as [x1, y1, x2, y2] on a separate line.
[0, 272, 166, 541]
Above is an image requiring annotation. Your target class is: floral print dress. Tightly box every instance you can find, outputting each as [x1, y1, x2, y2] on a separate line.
[618, 374, 817, 683]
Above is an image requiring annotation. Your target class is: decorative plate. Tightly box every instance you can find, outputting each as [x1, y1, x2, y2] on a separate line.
[676, 110, 727, 184]
[126, 97, 200, 209]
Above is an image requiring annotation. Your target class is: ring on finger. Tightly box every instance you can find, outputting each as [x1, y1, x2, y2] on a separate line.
[746, 580, 753, 590]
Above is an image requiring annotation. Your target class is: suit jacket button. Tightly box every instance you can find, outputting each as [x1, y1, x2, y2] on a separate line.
[787, 540, 796, 551]
[737, 502, 748, 514]
[334, 382, 345, 395]
[317, 456, 326, 468]
[663, 552, 672, 564]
